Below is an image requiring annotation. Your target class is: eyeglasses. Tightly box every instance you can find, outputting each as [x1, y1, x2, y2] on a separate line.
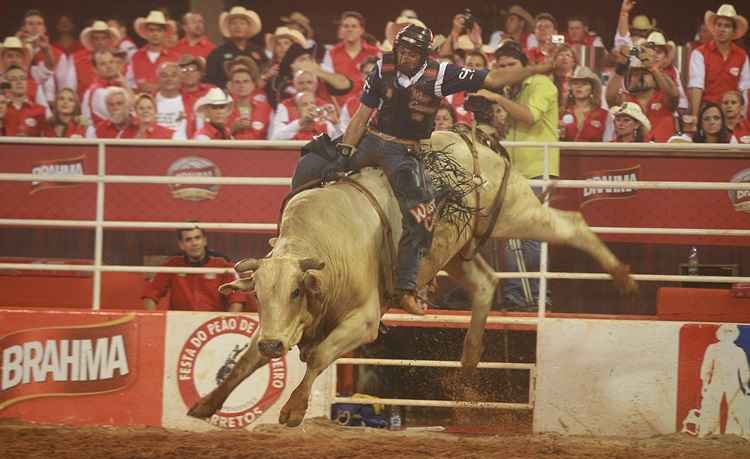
[180, 66, 200, 73]
[5, 75, 27, 82]
[702, 115, 722, 122]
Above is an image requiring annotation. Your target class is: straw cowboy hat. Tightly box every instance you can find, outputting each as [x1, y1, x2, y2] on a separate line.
[645, 31, 676, 62]
[631, 15, 657, 32]
[223, 55, 260, 82]
[270, 26, 306, 48]
[610, 102, 651, 133]
[280, 11, 313, 38]
[0, 36, 32, 61]
[79, 20, 121, 51]
[705, 4, 748, 40]
[219, 6, 262, 39]
[505, 5, 535, 34]
[134, 11, 177, 40]
[194, 87, 233, 113]
[178, 54, 206, 73]
[569, 66, 602, 96]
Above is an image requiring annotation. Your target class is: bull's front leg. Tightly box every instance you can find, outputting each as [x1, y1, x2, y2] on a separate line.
[279, 296, 381, 427]
[444, 253, 498, 370]
[187, 334, 268, 419]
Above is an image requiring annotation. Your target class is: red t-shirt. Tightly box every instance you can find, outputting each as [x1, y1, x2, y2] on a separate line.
[40, 119, 86, 138]
[71, 49, 96, 98]
[228, 91, 273, 140]
[625, 91, 675, 143]
[141, 253, 247, 311]
[119, 123, 175, 139]
[93, 118, 138, 138]
[129, 46, 180, 90]
[325, 41, 380, 104]
[172, 37, 216, 59]
[193, 123, 234, 140]
[733, 119, 750, 144]
[3, 100, 46, 136]
[560, 107, 608, 142]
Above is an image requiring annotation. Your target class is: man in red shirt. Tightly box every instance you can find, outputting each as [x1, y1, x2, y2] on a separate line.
[65, 20, 120, 98]
[565, 17, 604, 48]
[320, 11, 380, 104]
[2, 65, 46, 136]
[172, 12, 215, 59]
[225, 58, 272, 140]
[82, 49, 129, 125]
[86, 87, 136, 138]
[688, 4, 749, 118]
[16, 10, 65, 105]
[128, 10, 180, 93]
[142, 226, 246, 312]
[1, 36, 50, 112]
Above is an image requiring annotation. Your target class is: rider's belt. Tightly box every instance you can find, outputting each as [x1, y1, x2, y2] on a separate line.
[367, 128, 429, 154]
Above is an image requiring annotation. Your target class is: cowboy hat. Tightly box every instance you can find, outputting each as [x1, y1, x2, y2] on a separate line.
[505, 5, 535, 34]
[219, 6, 262, 39]
[610, 102, 651, 133]
[194, 87, 233, 113]
[134, 11, 177, 40]
[178, 54, 206, 72]
[631, 15, 657, 32]
[270, 26, 306, 48]
[0, 36, 32, 61]
[456, 35, 478, 51]
[705, 4, 748, 40]
[569, 66, 602, 97]
[645, 31, 675, 51]
[280, 11, 313, 38]
[79, 20, 121, 51]
[223, 56, 260, 81]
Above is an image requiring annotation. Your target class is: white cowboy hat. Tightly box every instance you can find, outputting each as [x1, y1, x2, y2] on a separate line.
[645, 31, 675, 52]
[0, 36, 32, 61]
[219, 6, 262, 39]
[270, 26, 306, 48]
[194, 88, 233, 113]
[631, 15, 657, 31]
[134, 11, 177, 40]
[79, 20, 121, 51]
[610, 102, 651, 133]
[705, 4, 748, 40]
[569, 66, 602, 97]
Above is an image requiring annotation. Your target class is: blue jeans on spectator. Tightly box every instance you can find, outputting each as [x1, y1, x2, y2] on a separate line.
[502, 177, 551, 310]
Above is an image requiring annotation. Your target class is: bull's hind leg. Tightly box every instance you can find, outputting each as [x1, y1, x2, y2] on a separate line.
[444, 253, 499, 369]
[491, 177, 637, 295]
[187, 334, 268, 419]
[279, 294, 381, 427]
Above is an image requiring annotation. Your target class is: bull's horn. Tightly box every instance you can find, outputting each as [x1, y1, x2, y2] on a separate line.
[299, 258, 325, 271]
[219, 277, 255, 294]
[268, 237, 278, 248]
[234, 258, 261, 274]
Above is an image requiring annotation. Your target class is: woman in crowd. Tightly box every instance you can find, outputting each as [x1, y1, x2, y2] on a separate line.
[559, 66, 608, 142]
[610, 102, 651, 143]
[721, 90, 749, 142]
[131, 93, 175, 139]
[552, 45, 578, 108]
[693, 102, 733, 144]
[434, 102, 457, 131]
[193, 88, 234, 140]
[41, 88, 86, 137]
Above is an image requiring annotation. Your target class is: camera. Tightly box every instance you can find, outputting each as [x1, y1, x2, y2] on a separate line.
[551, 34, 565, 45]
[464, 95, 492, 114]
[460, 9, 478, 34]
[629, 45, 642, 58]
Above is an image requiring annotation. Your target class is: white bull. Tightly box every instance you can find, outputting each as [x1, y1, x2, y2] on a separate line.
[187, 131, 637, 427]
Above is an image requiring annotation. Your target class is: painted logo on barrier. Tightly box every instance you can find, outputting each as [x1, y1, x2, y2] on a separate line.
[166, 156, 221, 201]
[0, 314, 138, 411]
[728, 169, 750, 214]
[581, 165, 640, 206]
[30, 155, 86, 194]
[177, 316, 287, 429]
[677, 324, 750, 438]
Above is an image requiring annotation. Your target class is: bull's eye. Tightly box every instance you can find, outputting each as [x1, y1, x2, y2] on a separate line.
[291, 288, 301, 299]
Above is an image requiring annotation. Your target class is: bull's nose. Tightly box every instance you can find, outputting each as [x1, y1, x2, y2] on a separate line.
[258, 339, 284, 358]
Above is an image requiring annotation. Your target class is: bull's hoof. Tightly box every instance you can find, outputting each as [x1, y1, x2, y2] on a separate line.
[279, 405, 305, 427]
[187, 398, 221, 419]
[460, 339, 483, 369]
[612, 264, 639, 297]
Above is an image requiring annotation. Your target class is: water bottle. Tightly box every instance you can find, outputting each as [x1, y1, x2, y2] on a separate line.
[687, 246, 699, 276]
[389, 406, 402, 430]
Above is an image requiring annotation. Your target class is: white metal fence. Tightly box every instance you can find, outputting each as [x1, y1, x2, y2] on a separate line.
[2, 137, 749, 411]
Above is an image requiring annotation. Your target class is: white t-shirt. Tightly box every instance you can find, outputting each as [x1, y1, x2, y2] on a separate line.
[155, 93, 187, 139]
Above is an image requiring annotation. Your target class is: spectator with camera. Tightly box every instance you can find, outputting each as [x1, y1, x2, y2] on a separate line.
[2, 65, 46, 137]
[172, 13, 215, 60]
[1, 36, 51, 114]
[270, 69, 333, 137]
[615, 0, 657, 49]
[610, 102, 651, 142]
[81, 49, 130, 126]
[64, 21, 120, 97]
[645, 31, 688, 112]
[488, 5, 538, 52]
[560, 66, 608, 142]
[688, 4, 749, 121]
[526, 13, 562, 65]
[438, 10, 483, 58]
[321, 11, 379, 105]
[193, 88, 234, 140]
[271, 91, 340, 140]
[16, 9, 65, 104]
[142, 225, 246, 312]
[206, 6, 266, 89]
[224, 57, 272, 140]
[606, 42, 678, 142]
[127, 10, 180, 94]
[41, 87, 86, 138]
[86, 86, 135, 138]
[565, 16, 603, 48]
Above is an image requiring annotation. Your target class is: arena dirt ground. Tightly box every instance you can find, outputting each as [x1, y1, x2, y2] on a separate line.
[2, 416, 750, 459]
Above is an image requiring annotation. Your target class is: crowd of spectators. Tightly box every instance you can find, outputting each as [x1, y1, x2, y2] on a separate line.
[0, 2, 749, 144]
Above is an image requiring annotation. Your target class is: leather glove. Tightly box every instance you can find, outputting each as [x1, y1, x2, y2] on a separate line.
[321, 154, 350, 182]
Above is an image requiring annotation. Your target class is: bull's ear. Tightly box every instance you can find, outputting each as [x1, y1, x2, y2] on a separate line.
[303, 272, 321, 296]
[235, 258, 261, 276]
[299, 258, 325, 272]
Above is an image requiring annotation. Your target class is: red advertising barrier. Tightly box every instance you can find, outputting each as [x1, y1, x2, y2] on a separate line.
[0, 143, 748, 244]
[0, 308, 165, 426]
